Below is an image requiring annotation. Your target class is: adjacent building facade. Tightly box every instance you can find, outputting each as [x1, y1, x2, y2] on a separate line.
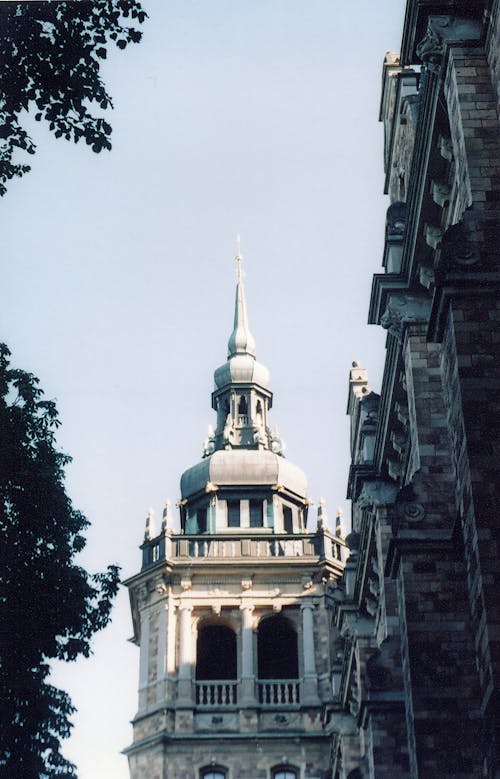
[329, 1, 500, 777]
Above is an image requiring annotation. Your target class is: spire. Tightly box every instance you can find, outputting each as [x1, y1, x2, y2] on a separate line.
[227, 236, 256, 359]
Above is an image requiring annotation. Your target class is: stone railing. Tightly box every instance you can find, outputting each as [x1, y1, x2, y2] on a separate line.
[257, 680, 300, 706]
[142, 532, 345, 570]
[195, 680, 237, 707]
[193, 679, 300, 708]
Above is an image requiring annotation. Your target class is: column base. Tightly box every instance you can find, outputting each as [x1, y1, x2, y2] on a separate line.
[239, 677, 257, 707]
[301, 675, 320, 706]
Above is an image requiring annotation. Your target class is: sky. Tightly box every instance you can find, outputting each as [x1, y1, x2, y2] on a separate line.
[2, 1, 405, 776]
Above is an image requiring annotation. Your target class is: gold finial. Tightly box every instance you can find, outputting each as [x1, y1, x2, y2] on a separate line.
[235, 233, 243, 282]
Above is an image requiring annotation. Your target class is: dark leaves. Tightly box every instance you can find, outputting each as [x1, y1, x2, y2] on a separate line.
[0, 0, 148, 195]
[0, 343, 121, 776]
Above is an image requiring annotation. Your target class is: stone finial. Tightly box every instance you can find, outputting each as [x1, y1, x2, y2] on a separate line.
[335, 507, 344, 538]
[202, 424, 216, 458]
[317, 497, 328, 530]
[161, 500, 174, 535]
[349, 361, 371, 400]
[270, 426, 285, 455]
[144, 508, 155, 541]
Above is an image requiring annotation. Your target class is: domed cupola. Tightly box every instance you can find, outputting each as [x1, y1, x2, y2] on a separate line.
[179, 248, 309, 537]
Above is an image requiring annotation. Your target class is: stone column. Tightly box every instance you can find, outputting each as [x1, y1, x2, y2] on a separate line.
[177, 604, 193, 705]
[301, 602, 319, 704]
[240, 603, 256, 705]
[156, 603, 167, 697]
[138, 609, 150, 711]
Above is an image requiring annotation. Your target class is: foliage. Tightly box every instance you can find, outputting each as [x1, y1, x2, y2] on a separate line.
[0, 0, 147, 196]
[0, 343, 120, 777]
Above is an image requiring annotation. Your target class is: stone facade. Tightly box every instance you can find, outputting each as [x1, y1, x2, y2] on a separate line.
[329, 1, 500, 778]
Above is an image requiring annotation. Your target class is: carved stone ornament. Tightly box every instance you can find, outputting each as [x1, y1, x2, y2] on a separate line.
[424, 223, 443, 250]
[418, 264, 435, 290]
[136, 585, 148, 607]
[340, 613, 374, 640]
[431, 180, 451, 209]
[386, 201, 407, 238]
[357, 480, 399, 509]
[438, 134, 453, 161]
[380, 293, 431, 337]
[416, 16, 482, 73]
[439, 220, 482, 269]
[401, 502, 425, 522]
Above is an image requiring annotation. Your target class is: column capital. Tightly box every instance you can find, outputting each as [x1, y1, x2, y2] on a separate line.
[300, 600, 315, 611]
[239, 601, 254, 612]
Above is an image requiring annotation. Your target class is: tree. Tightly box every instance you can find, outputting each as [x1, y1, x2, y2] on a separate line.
[0, 343, 120, 777]
[0, 0, 147, 196]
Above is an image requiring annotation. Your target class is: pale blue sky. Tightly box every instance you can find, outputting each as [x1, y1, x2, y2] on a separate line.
[2, 1, 405, 776]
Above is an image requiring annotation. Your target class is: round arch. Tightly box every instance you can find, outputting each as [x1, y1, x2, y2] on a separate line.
[196, 621, 237, 680]
[257, 613, 298, 679]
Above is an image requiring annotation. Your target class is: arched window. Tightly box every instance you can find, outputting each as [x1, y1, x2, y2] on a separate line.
[238, 395, 248, 415]
[257, 614, 298, 679]
[201, 768, 226, 779]
[196, 624, 237, 680]
[273, 767, 298, 779]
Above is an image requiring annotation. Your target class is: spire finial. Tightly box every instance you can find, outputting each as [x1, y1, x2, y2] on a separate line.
[227, 235, 256, 358]
[235, 233, 243, 282]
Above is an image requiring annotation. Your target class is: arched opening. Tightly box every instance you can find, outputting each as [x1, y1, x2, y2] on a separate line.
[196, 623, 237, 680]
[272, 768, 298, 779]
[257, 614, 298, 679]
[238, 395, 248, 415]
[200, 768, 226, 779]
[256, 399, 263, 425]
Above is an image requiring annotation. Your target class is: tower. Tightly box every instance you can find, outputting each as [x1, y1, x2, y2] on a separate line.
[124, 256, 347, 779]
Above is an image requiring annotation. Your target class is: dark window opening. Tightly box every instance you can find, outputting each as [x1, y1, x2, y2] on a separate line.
[283, 506, 293, 533]
[257, 615, 298, 679]
[250, 499, 264, 528]
[196, 625, 237, 680]
[238, 395, 248, 414]
[197, 507, 207, 534]
[227, 500, 240, 527]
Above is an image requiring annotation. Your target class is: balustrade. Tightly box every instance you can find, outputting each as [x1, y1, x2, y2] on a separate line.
[257, 680, 300, 706]
[142, 532, 343, 568]
[195, 681, 237, 707]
